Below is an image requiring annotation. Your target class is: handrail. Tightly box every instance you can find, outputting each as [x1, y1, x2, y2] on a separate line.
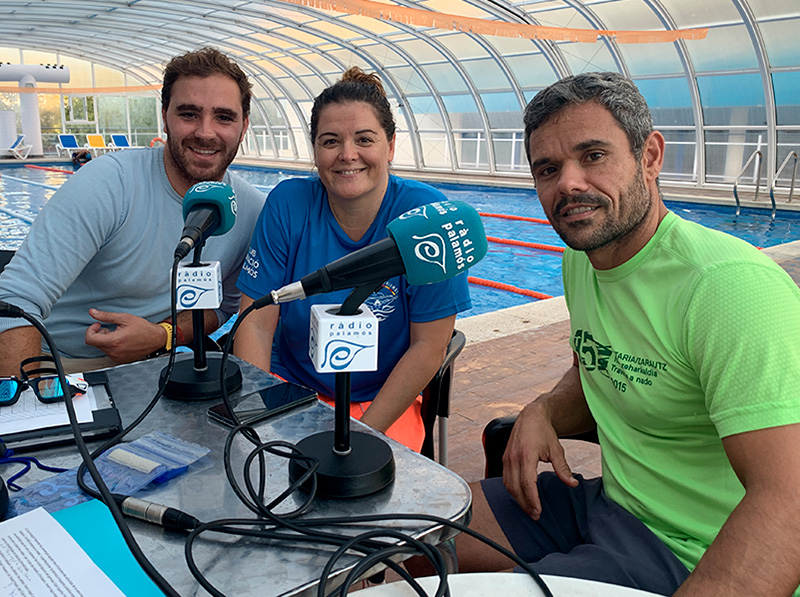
[770, 151, 798, 220]
[732, 149, 763, 218]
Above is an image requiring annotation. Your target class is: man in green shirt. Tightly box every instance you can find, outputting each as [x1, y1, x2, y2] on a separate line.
[454, 73, 800, 596]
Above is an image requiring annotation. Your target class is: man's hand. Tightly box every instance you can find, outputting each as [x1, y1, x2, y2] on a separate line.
[84, 308, 167, 364]
[502, 401, 578, 519]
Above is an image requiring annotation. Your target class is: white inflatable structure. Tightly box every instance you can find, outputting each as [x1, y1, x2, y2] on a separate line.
[0, 63, 70, 157]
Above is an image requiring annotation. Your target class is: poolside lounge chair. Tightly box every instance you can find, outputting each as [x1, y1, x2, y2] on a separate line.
[109, 134, 137, 150]
[56, 134, 81, 157]
[85, 134, 113, 156]
[0, 135, 32, 159]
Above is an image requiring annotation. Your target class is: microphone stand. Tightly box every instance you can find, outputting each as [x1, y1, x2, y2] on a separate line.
[289, 283, 395, 499]
[160, 242, 242, 400]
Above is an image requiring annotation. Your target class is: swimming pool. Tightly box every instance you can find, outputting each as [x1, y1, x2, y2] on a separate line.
[2, 161, 799, 317]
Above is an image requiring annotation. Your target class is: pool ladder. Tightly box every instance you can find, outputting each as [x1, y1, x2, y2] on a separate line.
[733, 149, 798, 221]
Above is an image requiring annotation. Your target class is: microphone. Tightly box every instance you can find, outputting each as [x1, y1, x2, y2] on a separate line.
[174, 181, 237, 259]
[264, 200, 487, 306]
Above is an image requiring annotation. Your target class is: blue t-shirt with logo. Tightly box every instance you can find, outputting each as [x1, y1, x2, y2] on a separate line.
[237, 175, 471, 402]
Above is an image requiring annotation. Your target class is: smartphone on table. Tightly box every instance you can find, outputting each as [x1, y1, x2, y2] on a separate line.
[207, 381, 317, 427]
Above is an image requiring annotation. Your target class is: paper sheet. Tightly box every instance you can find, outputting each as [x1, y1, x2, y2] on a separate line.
[0, 375, 96, 436]
[0, 507, 125, 596]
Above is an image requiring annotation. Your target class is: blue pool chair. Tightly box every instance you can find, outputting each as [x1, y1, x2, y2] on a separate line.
[56, 134, 81, 157]
[109, 134, 136, 149]
[1, 135, 32, 160]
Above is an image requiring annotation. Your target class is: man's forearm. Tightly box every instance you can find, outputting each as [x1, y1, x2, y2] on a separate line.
[0, 326, 42, 376]
[674, 490, 800, 596]
[172, 309, 220, 346]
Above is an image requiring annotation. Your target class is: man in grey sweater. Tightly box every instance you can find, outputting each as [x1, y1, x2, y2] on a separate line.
[0, 47, 264, 374]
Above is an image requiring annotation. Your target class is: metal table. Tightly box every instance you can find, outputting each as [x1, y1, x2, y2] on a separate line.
[27, 355, 472, 596]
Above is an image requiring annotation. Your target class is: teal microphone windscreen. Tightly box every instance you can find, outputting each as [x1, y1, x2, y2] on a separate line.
[175, 181, 238, 258]
[182, 181, 237, 237]
[387, 200, 488, 285]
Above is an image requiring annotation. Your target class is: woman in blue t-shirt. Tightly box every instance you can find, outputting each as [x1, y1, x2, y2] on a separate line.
[235, 67, 471, 451]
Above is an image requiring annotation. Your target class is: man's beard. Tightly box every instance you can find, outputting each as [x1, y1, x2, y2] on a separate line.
[166, 134, 238, 186]
[550, 167, 651, 253]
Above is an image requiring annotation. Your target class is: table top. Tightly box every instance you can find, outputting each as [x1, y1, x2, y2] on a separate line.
[21, 355, 472, 597]
[353, 572, 664, 597]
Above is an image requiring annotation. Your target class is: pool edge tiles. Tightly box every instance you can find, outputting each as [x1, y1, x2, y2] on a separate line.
[457, 295, 569, 346]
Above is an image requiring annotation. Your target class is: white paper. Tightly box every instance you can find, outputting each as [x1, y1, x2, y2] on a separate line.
[0, 374, 96, 436]
[0, 508, 125, 597]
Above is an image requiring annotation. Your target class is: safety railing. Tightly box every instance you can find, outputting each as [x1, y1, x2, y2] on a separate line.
[769, 151, 798, 220]
[732, 150, 763, 218]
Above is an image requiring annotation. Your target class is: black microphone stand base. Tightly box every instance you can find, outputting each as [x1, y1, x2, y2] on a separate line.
[289, 430, 395, 499]
[159, 355, 242, 401]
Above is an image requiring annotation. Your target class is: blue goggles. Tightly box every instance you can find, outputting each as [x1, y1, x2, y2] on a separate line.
[0, 356, 87, 406]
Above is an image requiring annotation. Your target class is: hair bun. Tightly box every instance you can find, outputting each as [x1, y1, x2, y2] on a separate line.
[340, 67, 386, 97]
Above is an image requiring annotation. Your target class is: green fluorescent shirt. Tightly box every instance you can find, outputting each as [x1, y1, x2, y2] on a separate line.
[563, 211, 800, 572]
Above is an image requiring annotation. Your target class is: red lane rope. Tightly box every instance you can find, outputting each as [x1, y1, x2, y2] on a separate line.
[25, 165, 73, 174]
[468, 276, 553, 300]
[486, 236, 565, 254]
[480, 212, 550, 225]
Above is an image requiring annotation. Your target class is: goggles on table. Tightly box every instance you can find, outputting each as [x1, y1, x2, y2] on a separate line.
[0, 356, 88, 407]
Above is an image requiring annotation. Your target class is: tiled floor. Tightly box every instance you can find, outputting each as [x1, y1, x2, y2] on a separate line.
[439, 318, 602, 484]
[441, 239, 800, 485]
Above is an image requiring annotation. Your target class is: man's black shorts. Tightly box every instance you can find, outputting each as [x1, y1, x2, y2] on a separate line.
[481, 473, 690, 595]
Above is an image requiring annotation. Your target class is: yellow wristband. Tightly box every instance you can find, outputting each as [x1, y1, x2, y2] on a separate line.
[158, 321, 174, 351]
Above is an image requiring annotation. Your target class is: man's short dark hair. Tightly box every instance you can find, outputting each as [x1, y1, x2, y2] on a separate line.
[524, 72, 653, 163]
[162, 47, 252, 118]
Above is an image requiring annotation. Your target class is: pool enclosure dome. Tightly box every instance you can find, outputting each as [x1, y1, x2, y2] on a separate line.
[0, 0, 798, 198]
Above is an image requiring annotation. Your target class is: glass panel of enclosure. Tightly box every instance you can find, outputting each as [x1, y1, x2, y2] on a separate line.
[665, 0, 742, 28]
[393, 131, 416, 169]
[453, 131, 488, 170]
[38, 94, 62, 154]
[756, 18, 800, 68]
[492, 131, 528, 173]
[772, 71, 800, 127]
[387, 66, 431, 96]
[97, 96, 127, 135]
[419, 131, 453, 169]
[775, 130, 800, 190]
[635, 77, 695, 127]
[618, 44, 685, 77]
[660, 129, 697, 182]
[697, 73, 767, 127]
[705, 129, 769, 186]
[128, 96, 159, 148]
[407, 95, 446, 130]
[432, 33, 491, 61]
[686, 25, 759, 72]
[558, 41, 619, 74]
[504, 54, 559, 90]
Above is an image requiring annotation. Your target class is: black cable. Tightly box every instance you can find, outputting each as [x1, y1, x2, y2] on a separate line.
[75, 255, 182, 502]
[5, 280, 554, 596]
[185, 290, 555, 597]
[0, 302, 180, 597]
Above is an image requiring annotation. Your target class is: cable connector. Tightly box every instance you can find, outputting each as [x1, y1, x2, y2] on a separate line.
[113, 495, 200, 532]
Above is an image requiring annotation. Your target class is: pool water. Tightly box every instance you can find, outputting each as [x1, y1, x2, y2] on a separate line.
[2, 162, 799, 318]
